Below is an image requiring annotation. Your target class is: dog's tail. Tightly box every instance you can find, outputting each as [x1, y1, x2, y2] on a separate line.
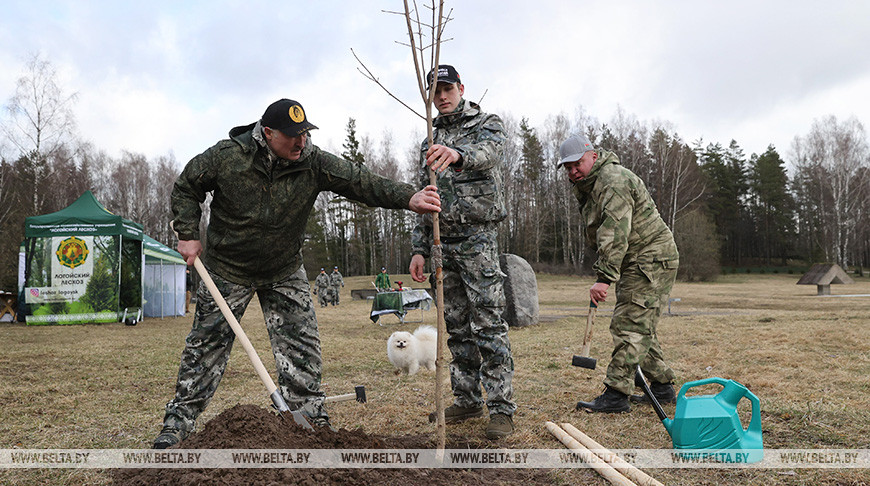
[413, 325, 437, 342]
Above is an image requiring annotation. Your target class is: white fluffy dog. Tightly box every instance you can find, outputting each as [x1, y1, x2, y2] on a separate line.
[387, 325, 437, 375]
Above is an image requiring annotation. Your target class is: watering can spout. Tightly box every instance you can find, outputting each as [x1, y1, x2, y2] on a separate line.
[662, 417, 673, 434]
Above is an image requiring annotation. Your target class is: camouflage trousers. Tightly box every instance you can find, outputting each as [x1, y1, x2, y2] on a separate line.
[604, 259, 678, 395]
[330, 286, 340, 305]
[162, 265, 327, 434]
[317, 288, 331, 307]
[439, 229, 516, 416]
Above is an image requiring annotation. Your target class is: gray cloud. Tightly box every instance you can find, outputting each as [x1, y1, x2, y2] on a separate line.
[3, 0, 869, 164]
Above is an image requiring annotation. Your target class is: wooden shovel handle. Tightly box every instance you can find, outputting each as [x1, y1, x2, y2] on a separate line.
[192, 257, 278, 396]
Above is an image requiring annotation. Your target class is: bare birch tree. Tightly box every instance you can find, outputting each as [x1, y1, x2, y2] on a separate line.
[792, 115, 870, 268]
[2, 54, 79, 215]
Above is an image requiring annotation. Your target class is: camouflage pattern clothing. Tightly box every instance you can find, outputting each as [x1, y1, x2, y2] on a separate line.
[438, 229, 515, 415]
[163, 265, 326, 433]
[328, 270, 344, 305]
[165, 121, 418, 434]
[314, 272, 331, 308]
[411, 99, 507, 243]
[411, 99, 516, 417]
[171, 121, 416, 287]
[571, 150, 679, 395]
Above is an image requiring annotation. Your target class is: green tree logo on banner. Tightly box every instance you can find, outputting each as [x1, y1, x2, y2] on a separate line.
[55, 236, 90, 269]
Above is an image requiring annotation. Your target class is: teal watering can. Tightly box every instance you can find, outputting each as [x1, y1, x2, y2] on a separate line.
[636, 367, 763, 463]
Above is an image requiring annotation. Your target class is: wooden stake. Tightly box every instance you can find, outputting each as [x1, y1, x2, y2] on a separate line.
[545, 421, 638, 486]
[561, 423, 664, 486]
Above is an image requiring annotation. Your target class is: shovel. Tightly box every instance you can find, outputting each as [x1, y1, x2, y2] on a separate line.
[170, 222, 312, 429]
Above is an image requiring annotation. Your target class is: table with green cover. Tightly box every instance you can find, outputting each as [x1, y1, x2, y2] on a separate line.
[369, 290, 432, 324]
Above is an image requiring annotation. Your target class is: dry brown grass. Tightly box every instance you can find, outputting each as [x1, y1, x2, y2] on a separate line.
[1, 272, 868, 485]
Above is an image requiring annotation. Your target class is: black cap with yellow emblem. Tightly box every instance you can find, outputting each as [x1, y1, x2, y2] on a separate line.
[261, 99, 318, 136]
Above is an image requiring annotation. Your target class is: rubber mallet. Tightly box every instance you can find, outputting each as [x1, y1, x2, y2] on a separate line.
[572, 300, 598, 369]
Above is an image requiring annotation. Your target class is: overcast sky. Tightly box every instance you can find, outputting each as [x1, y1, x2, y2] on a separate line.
[2, 1, 869, 172]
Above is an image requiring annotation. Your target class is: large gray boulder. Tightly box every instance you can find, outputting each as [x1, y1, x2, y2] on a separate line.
[500, 253, 539, 327]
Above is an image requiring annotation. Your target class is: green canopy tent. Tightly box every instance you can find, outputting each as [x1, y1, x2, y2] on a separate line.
[143, 234, 186, 318]
[23, 190, 143, 325]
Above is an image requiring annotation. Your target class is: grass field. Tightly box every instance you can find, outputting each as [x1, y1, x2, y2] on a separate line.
[1, 272, 869, 485]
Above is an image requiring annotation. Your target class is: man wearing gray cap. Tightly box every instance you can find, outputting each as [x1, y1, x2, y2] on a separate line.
[154, 99, 441, 448]
[558, 133, 679, 413]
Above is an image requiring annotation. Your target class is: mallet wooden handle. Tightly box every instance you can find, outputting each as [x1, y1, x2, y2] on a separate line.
[325, 393, 356, 403]
[580, 300, 597, 356]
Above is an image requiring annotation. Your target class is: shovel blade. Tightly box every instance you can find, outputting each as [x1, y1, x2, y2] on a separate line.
[287, 410, 315, 431]
[271, 389, 314, 431]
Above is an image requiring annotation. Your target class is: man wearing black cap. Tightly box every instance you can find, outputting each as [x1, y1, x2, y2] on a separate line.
[409, 65, 516, 440]
[153, 99, 441, 449]
[557, 133, 679, 413]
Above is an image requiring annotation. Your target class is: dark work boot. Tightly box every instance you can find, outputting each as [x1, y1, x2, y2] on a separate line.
[310, 416, 338, 432]
[631, 382, 676, 404]
[428, 404, 485, 423]
[485, 414, 514, 440]
[152, 426, 189, 449]
[576, 386, 630, 413]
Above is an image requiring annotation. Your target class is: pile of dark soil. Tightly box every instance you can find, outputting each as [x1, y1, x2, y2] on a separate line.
[114, 404, 556, 485]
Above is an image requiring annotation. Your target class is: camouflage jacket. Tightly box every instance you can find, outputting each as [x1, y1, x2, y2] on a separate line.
[411, 99, 507, 257]
[172, 123, 416, 286]
[328, 271, 344, 287]
[314, 273, 330, 292]
[571, 150, 679, 284]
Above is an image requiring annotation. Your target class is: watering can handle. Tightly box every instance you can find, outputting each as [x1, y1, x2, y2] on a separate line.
[680, 377, 762, 433]
[676, 376, 730, 401]
[746, 387, 762, 434]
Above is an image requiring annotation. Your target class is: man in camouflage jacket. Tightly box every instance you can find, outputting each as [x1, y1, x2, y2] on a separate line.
[409, 65, 515, 440]
[314, 268, 331, 308]
[153, 99, 440, 449]
[558, 133, 679, 413]
[328, 266, 344, 305]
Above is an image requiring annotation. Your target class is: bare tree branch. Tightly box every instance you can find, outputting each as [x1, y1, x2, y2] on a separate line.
[350, 49, 425, 120]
